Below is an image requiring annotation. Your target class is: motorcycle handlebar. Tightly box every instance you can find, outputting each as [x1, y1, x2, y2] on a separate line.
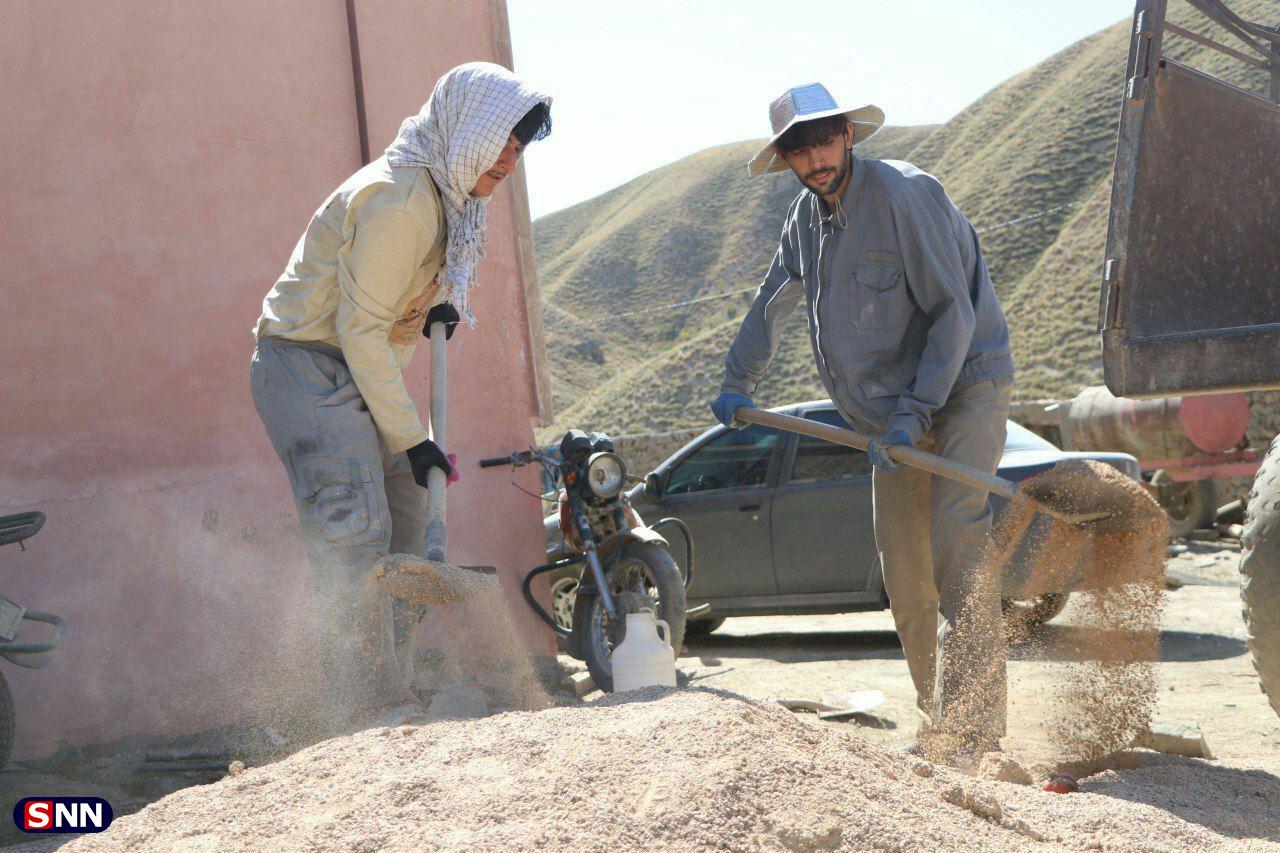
[479, 450, 541, 468]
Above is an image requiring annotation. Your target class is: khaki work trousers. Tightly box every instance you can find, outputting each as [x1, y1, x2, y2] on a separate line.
[872, 375, 1013, 745]
[250, 337, 428, 726]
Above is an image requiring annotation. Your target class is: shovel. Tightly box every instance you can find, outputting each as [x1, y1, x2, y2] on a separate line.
[775, 690, 886, 720]
[373, 321, 499, 605]
[734, 407, 1149, 534]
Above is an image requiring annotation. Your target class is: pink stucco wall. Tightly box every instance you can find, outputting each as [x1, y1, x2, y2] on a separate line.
[0, 0, 551, 758]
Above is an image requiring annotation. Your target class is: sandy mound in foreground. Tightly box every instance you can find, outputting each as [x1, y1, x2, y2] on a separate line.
[61, 688, 1276, 852]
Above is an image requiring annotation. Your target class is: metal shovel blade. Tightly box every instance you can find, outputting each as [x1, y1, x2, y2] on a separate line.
[1017, 459, 1162, 536]
[373, 553, 499, 606]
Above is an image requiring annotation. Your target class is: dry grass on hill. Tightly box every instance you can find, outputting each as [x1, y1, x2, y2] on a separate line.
[534, 1, 1275, 440]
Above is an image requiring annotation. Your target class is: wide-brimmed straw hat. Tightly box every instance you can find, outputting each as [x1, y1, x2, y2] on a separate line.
[748, 82, 884, 176]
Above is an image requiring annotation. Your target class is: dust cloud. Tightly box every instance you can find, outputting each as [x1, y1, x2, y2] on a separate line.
[982, 460, 1167, 762]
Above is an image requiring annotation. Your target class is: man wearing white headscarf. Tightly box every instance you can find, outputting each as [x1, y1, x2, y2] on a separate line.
[250, 62, 551, 728]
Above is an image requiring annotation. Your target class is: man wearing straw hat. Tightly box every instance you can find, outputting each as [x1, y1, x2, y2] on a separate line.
[710, 83, 1015, 764]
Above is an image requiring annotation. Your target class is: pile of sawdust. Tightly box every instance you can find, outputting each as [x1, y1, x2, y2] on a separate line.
[985, 460, 1167, 761]
[65, 689, 1262, 851]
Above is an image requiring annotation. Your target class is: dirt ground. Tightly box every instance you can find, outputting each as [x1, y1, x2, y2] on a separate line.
[667, 539, 1278, 772]
[2, 540, 1276, 848]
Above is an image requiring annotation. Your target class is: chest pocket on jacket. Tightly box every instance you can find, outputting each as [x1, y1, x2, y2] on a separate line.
[849, 263, 913, 330]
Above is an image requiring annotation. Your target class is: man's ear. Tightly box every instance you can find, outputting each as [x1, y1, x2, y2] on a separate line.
[845, 121, 855, 150]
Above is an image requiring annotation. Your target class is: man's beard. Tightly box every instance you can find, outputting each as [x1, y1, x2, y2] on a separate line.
[800, 149, 850, 196]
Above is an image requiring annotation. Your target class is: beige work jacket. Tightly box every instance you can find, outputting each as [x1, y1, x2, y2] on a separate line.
[256, 156, 448, 454]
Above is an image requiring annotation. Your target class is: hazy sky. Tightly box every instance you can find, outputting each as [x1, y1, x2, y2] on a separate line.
[508, 0, 1135, 218]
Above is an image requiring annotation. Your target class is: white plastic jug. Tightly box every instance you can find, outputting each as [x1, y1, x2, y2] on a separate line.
[611, 610, 677, 692]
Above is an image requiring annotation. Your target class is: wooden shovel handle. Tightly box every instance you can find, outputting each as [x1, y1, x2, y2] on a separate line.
[425, 322, 449, 563]
[734, 407, 1017, 501]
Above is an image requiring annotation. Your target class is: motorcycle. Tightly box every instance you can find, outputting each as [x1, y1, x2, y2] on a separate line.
[0, 511, 67, 768]
[480, 430, 693, 692]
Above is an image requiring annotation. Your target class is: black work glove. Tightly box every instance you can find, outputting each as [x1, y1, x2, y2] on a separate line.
[422, 302, 460, 340]
[406, 439, 454, 488]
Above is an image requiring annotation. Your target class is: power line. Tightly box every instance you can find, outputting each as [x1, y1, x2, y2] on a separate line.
[975, 193, 1098, 234]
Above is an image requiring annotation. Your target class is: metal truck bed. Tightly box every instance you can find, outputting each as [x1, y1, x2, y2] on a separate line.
[1100, 0, 1280, 398]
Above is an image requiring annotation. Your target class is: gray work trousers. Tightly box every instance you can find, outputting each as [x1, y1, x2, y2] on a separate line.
[872, 376, 1013, 746]
[249, 337, 428, 724]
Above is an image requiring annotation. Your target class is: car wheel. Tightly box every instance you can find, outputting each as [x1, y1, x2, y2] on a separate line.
[1002, 592, 1070, 632]
[684, 617, 726, 637]
[547, 573, 579, 654]
[549, 574, 579, 632]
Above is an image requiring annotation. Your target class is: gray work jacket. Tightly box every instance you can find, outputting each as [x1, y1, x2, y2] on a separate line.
[721, 156, 1014, 443]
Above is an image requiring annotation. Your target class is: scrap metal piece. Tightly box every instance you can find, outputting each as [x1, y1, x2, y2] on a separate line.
[817, 690, 885, 720]
[0, 598, 24, 642]
[775, 690, 886, 721]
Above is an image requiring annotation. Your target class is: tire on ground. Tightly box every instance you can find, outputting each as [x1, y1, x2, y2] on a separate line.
[0, 670, 13, 770]
[1002, 592, 1070, 632]
[575, 542, 687, 693]
[684, 616, 726, 637]
[549, 572, 580, 655]
[1152, 470, 1217, 540]
[1241, 436, 1280, 719]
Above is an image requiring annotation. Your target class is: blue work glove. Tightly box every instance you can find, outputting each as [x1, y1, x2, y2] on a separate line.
[866, 428, 912, 472]
[710, 392, 754, 430]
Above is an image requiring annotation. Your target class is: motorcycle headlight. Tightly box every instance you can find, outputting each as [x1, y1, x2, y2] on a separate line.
[586, 452, 626, 499]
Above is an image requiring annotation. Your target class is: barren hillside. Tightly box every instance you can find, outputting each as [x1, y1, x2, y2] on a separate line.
[534, 1, 1275, 437]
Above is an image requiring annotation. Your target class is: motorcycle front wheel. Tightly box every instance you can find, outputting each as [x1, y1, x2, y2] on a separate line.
[574, 542, 687, 693]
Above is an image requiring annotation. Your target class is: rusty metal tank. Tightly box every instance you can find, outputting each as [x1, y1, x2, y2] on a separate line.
[1061, 386, 1249, 460]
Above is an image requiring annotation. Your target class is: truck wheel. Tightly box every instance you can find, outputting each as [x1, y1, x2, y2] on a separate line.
[0, 670, 13, 770]
[1152, 470, 1217, 539]
[1241, 437, 1280, 719]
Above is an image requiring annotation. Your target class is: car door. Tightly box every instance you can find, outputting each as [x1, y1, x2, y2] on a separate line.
[650, 423, 783, 599]
[769, 407, 881, 595]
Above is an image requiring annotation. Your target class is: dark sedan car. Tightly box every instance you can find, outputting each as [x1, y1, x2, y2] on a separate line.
[545, 400, 1140, 636]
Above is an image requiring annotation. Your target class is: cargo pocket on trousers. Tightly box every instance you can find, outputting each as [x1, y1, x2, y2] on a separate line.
[299, 458, 386, 548]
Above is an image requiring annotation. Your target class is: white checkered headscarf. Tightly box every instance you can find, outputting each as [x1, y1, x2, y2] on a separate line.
[386, 62, 550, 326]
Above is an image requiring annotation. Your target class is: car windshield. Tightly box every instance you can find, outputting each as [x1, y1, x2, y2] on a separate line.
[665, 425, 779, 494]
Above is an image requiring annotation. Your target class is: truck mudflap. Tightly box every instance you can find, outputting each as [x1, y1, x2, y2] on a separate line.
[1100, 0, 1280, 398]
